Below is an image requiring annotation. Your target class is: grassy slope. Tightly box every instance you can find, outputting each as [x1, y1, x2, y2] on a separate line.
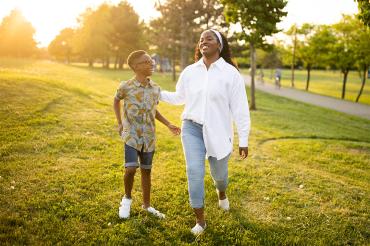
[1, 59, 369, 245]
[241, 68, 370, 105]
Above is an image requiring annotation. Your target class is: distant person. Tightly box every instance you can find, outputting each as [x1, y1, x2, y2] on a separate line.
[160, 30, 251, 235]
[113, 50, 181, 219]
[259, 68, 264, 84]
[275, 68, 282, 88]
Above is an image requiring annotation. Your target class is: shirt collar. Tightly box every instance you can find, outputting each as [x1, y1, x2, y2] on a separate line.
[132, 78, 153, 88]
[195, 57, 226, 70]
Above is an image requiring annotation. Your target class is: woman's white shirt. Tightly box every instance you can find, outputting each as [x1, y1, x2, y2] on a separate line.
[160, 57, 251, 160]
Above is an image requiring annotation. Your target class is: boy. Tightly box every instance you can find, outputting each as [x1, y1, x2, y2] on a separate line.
[113, 50, 180, 219]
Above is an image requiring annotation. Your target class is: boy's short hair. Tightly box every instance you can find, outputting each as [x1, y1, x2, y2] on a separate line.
[127, 50, 147, 70]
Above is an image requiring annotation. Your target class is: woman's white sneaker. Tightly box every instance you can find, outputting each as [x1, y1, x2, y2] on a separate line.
[219, 197, 230, 211]
[142, 206, 165, 219]
[191, 223, 206, 236]
[118, 196, 132, 219]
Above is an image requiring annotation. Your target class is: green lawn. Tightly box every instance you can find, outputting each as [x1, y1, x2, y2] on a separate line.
[242, 68, 370, 105]
[1, 58, 369, 245]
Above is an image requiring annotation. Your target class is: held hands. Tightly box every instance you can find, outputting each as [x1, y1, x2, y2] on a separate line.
[239, 147, 248, 160]
[167, 124, 181, 135]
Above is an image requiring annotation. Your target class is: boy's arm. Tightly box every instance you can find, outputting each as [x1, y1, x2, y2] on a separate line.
[155, 110, 181, 135]
[113, 97, 123, 135]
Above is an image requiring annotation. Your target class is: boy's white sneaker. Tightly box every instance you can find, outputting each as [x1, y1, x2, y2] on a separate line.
[191, 223, 206, 236]
[118, 196, 132, 219]
[142, 206, 165, 219]
[219, 197, 230, 211]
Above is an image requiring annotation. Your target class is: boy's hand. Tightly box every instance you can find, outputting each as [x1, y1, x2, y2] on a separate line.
[117, 123, 123, 136]
[167, 124, 181, 135]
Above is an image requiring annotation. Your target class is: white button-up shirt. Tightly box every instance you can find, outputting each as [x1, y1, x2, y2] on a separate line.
[160, 57, 251, 160]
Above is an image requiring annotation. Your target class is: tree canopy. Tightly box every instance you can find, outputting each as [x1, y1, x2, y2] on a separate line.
[0, 9, 37, 57]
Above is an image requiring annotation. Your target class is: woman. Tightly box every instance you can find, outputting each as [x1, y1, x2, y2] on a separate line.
[160, 30, 251, 235]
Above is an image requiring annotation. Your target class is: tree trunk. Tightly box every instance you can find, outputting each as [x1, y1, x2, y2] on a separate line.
[305, 65, 311, 91]
[114, 53, 119, 69]
[88, 59, 93, 68]
[180, 12, 187, 70]
[119, 56, 124, 69]
[172, 57, 176, 82]
[356, 67, 368, 102]
[341, 69, 349, 99]
[291, 32, 297, 87]
[249, 43, 256, 110]
[105, 57, 110, 69]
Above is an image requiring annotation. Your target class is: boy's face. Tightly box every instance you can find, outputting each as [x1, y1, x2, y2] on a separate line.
[133, 54, 155, 77]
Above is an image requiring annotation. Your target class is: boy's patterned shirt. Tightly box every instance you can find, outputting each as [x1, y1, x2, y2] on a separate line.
[115, 78, 160, 152]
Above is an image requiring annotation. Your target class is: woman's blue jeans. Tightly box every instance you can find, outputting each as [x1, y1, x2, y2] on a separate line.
[181, 120, 230, 208]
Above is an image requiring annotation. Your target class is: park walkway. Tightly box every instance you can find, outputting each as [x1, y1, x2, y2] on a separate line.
[243, 75, 370, 120]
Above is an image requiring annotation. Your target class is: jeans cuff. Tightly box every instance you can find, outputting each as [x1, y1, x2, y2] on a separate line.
[125, 162, 139, 168]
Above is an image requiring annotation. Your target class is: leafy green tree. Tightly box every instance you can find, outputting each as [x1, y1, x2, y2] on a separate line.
[296, 24, 335, 91]
[150, 0, 227, 81]
[285, 24, 299, 87]
[355, 0, 370, 27]
[110, 1, 146, 69]
[48, 28, 75, 63]
[149, 2, 182, 81]
[351, 18, 370, 102]
[295, 24, 315, 90]
[197, 0, 226, 29]
[72, 4, 113, 67]
[222, 0, 287, 110]
[332, 15, 357, 99]
[0, 9, 37, 57]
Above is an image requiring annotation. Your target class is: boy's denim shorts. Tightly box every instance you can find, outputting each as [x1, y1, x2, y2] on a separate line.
[124, 144, 155, 169]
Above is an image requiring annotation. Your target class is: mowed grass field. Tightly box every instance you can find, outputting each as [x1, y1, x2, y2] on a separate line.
[1, 58, 369, 245]
[242, 68, 370, 105]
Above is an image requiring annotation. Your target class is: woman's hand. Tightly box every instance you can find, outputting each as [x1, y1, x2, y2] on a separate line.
[167, 124, 181, 135]
[239, 147, 248, 160]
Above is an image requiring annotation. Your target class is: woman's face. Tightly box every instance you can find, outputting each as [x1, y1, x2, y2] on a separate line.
[199, 31, 220, 57]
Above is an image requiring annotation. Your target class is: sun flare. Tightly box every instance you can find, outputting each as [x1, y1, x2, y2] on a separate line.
[0, 0, 159, 47]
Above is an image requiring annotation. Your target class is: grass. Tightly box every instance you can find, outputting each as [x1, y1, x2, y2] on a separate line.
[1, 58, 369, 245]
[241, 68, 370, 105]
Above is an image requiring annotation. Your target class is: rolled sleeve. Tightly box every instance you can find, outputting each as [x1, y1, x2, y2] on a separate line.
[115, 81, 127, 100]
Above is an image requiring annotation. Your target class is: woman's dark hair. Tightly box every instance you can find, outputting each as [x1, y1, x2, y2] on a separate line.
[194, 30, 238, 70]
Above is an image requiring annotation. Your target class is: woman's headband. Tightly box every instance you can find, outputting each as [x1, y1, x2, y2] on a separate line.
[210, 29, 223, 52]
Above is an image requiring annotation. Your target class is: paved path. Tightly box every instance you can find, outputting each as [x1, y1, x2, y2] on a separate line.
[243, 74, 370, 120]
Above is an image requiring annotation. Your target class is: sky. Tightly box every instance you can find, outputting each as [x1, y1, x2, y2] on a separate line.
[0, 0, 359, 47]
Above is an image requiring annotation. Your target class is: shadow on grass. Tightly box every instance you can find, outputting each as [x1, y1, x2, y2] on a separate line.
[258, 135, 370, 145]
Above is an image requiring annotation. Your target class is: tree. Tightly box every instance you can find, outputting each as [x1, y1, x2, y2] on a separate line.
[295, 24, 314, 91]
[296, 24, 335, 91]
[197, 0, 225, 29]
[351, 19, 370, 102]
[149, 1, 182, 81]
[48, 28, 75, 63]
[332, 15, 357, 99]
[72, 4, 112, 67]
[222, 0, 287, 110]
[110, 1, 146, 69]
[150, 0, 227, 81]
[355, 0, 370, 27]
[286, 24, 298, 87]
[0, 9, 37, 57]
